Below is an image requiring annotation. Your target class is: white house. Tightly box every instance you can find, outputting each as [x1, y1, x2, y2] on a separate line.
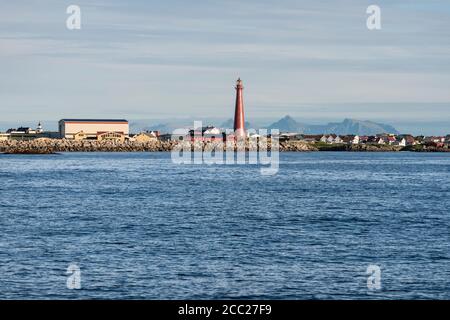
[248, 132, 261, 139]
[203, 127, 222, 135]
[326, 136, 335, 144]
[352, 135, 360, 144]
[334, 136, 343, 144]
[392, 138, 406, 147]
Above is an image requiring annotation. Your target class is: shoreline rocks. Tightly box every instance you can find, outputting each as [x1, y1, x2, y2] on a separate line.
[0, 139, 448, 154]
[0, 139, 177, 154]
[280, 141, 318, 151]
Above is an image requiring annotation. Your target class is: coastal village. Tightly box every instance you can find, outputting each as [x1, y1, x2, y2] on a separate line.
[0, 119, 449, 153]
[1, 79, 449, 153]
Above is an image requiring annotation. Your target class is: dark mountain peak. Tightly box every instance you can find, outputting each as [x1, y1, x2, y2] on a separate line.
[268, 116, 305, 133]
[281, 115, 295, 121]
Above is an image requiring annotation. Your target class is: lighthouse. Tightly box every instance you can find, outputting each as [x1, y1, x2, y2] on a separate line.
[36, 122, 43, 134]
[233, 78, 246, 138]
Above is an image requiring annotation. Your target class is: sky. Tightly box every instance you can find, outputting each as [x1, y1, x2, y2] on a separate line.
[0, 0, 450, 134]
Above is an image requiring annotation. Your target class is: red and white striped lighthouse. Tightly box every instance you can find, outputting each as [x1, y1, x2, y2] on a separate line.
[233, 78, 246, 138]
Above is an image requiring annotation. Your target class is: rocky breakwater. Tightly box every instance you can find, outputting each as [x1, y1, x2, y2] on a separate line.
[0, 138, 317, 154]
[0, 138, 407, 154]
[0, 138, 178, 154]
[280, 141, 317, 151]
[177, 139, 316, 152]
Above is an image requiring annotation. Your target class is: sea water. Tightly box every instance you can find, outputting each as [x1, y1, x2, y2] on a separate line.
[0, 152, 449, 299]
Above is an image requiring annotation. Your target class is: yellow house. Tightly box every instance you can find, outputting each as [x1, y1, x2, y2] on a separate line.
[73, 131, 87, 141]
[133, 132, 157, 143]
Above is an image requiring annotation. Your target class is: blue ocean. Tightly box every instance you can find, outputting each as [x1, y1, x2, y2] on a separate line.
[0, 152, 449, 299]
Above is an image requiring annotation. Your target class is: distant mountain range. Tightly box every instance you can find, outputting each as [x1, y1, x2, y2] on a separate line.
[268, 116, 306, 133]
[268, 116, 399, 135]
[140, 116, 398, 135]
[2, 116, 399, 136]
[129, 118, 254, 133]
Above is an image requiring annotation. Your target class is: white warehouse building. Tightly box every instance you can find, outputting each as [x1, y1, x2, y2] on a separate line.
[59, 119, 129, 140]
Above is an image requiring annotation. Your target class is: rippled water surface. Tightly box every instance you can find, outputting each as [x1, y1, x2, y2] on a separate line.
[0, 152, 449, 299]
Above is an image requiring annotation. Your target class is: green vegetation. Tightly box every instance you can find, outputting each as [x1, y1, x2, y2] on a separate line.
[314, 142, 347, 151]
[402, 144, 425, 152]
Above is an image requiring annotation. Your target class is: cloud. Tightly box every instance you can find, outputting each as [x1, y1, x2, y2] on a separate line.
[0, 0, 449, 131]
